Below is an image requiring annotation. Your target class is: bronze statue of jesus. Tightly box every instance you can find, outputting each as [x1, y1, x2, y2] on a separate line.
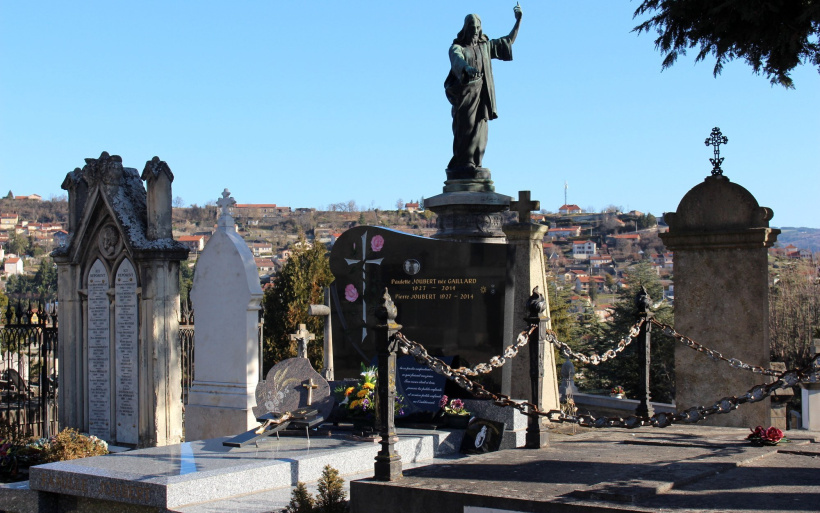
[445, 3, 522, 180]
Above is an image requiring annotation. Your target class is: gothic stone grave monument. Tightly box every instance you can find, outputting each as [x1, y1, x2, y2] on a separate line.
[54, 152, 189, 447]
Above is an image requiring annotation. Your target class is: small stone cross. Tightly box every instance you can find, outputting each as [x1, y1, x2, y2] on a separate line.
[510, 190, 540, 223]
[290, 323, 315, 359]
[216, 188, 236, 218]
[301, 378, 319, 405]
[704, 127, 729, 176]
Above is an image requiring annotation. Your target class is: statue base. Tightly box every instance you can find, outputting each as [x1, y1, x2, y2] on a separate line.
[424, 190, 511, 243]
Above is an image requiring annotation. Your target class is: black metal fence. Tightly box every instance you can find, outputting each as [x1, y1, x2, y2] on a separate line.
[180, 307, 195, 406]
[0, 301, 58, 439]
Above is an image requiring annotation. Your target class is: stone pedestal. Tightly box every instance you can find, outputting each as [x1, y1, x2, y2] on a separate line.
[54, 152, 189, 447]
[661, 175, 779, 428]
[185, 190, 263, 441]
[425, 190, 511, 244]
[501, 221, 560, 415]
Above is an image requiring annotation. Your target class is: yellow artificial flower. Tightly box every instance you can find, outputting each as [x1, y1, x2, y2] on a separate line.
[344, 387, 355, 396]
[362, 382, 375, 390]
[350, 399, 360, 409]
[357, 389, 369, 398]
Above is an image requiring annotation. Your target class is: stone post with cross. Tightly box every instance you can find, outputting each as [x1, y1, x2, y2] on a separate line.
[661, 128, 780, 428]
[501, 191, 560, 415]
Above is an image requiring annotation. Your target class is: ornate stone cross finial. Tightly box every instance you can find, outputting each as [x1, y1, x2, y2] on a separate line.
[704, 127, 729, 176]
[216, 188, 237, 228]
[301, 378, 319, 405]
[290, 323, 315, 359]
[510, 190, 540, 223]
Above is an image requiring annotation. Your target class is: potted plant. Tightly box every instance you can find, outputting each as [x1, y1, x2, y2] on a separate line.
[610, 385, 625, 399]
[439, 395, 471, 429]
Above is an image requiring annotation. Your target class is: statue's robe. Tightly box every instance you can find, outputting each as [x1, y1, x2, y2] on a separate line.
[445, 35, 513, 172]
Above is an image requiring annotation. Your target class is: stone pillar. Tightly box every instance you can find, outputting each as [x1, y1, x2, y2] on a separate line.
[185, 189, 264, 441]
[501, 192, 560, 414]
[661, 174, 779, 428]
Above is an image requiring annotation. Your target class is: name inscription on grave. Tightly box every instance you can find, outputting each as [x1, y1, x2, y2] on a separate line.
[389, 277, 492, 302]
[87, 259, 110, 439]
[115, 259, 138, 445]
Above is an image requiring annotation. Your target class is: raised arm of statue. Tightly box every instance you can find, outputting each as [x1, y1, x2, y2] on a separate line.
[509, 2, 522, 43]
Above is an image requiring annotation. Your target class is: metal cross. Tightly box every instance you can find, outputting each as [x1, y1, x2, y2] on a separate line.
[344, 231, 383, 343]
[290, 323, 315, 359]
[301, 378, 319, 405]
[704, 127, 729, 176]
[510, 190, 540, 223]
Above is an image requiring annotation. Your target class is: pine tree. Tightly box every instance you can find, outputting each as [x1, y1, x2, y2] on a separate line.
[284, 482, 314, 513]
[315, 465, 348, 513]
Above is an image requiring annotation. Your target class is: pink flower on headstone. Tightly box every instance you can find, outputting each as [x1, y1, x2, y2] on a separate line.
[371, 235, 384, 252]
[344, 284, 359, 302]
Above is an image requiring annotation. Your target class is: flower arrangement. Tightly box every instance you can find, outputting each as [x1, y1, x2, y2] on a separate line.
[611, 386, 625, 396]
[439, 395, 469, 416]
[334, 365, 406, 420]
[0, 428, 110, 481]
[747, 425, 788, 446]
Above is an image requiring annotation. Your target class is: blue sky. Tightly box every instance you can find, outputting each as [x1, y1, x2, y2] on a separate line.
[2, 1, 818, 228]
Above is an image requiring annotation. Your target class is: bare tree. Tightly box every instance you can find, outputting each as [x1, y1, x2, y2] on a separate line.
[173, 196, 185, 208]
[769, 260, 820, 368]
[396, 198, 404, 212]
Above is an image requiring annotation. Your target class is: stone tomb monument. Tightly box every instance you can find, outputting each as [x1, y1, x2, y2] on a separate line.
[661, 129, 780, 428]
[185, 190, 265, 441]
[54, 152, 189, 447]
[329, 226, 513, 389]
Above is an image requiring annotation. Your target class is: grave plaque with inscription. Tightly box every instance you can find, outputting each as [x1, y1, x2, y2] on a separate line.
[396, 355, 452, 412]
[87, 259, 111, 439]
[115, 259, 139, 445]
[329, 226, 512, 389]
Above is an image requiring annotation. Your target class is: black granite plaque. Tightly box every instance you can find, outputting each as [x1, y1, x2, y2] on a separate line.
[396, 355, 452, 412]
[329, 226, 513, 390]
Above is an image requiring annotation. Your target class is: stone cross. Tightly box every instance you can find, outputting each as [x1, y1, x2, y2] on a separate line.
[510, 190, 540, 223]
[704, 127, 729, 176]
[301, 378, 319, 406]
[216, 189, 236, 228]
[290, 323, 315, 359]
[344, 231, 384, 343]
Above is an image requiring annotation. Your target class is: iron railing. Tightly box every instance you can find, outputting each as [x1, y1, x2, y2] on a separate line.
[0, 301, 58, 439]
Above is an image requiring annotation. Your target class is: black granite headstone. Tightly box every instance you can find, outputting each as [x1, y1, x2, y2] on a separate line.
[329, 226, 513, 391]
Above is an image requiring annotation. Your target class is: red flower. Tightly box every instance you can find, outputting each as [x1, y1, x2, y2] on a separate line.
[747, 425, 766, 439]
[765, 427, 784, 443]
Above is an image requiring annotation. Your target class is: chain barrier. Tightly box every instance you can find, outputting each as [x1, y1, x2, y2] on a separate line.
[649, 319, 782, 376]
[395, 325, 535, 380]
[546, 319, 644, 366]
[393, 329, 820, 430]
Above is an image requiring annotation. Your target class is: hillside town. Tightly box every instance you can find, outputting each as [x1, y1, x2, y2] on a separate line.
[2, 193, 817, 325]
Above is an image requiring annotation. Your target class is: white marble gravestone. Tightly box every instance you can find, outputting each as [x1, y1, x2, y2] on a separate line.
[54, 153, 189, 447]
[185, 189, 264, 441]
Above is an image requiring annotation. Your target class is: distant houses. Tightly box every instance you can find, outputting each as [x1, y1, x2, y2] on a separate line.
[558, 204, 582, 214]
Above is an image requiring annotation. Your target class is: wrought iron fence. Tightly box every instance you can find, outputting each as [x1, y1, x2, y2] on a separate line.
[180, 306, 195, 405]
[0, 301, 58, 439]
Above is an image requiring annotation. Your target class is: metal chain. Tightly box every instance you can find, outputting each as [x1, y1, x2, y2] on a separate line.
[545, 319, 644, 366]
[395, 325, 535, 378]
[649, 319, 782, 376]
[393, 331, 820, 429]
